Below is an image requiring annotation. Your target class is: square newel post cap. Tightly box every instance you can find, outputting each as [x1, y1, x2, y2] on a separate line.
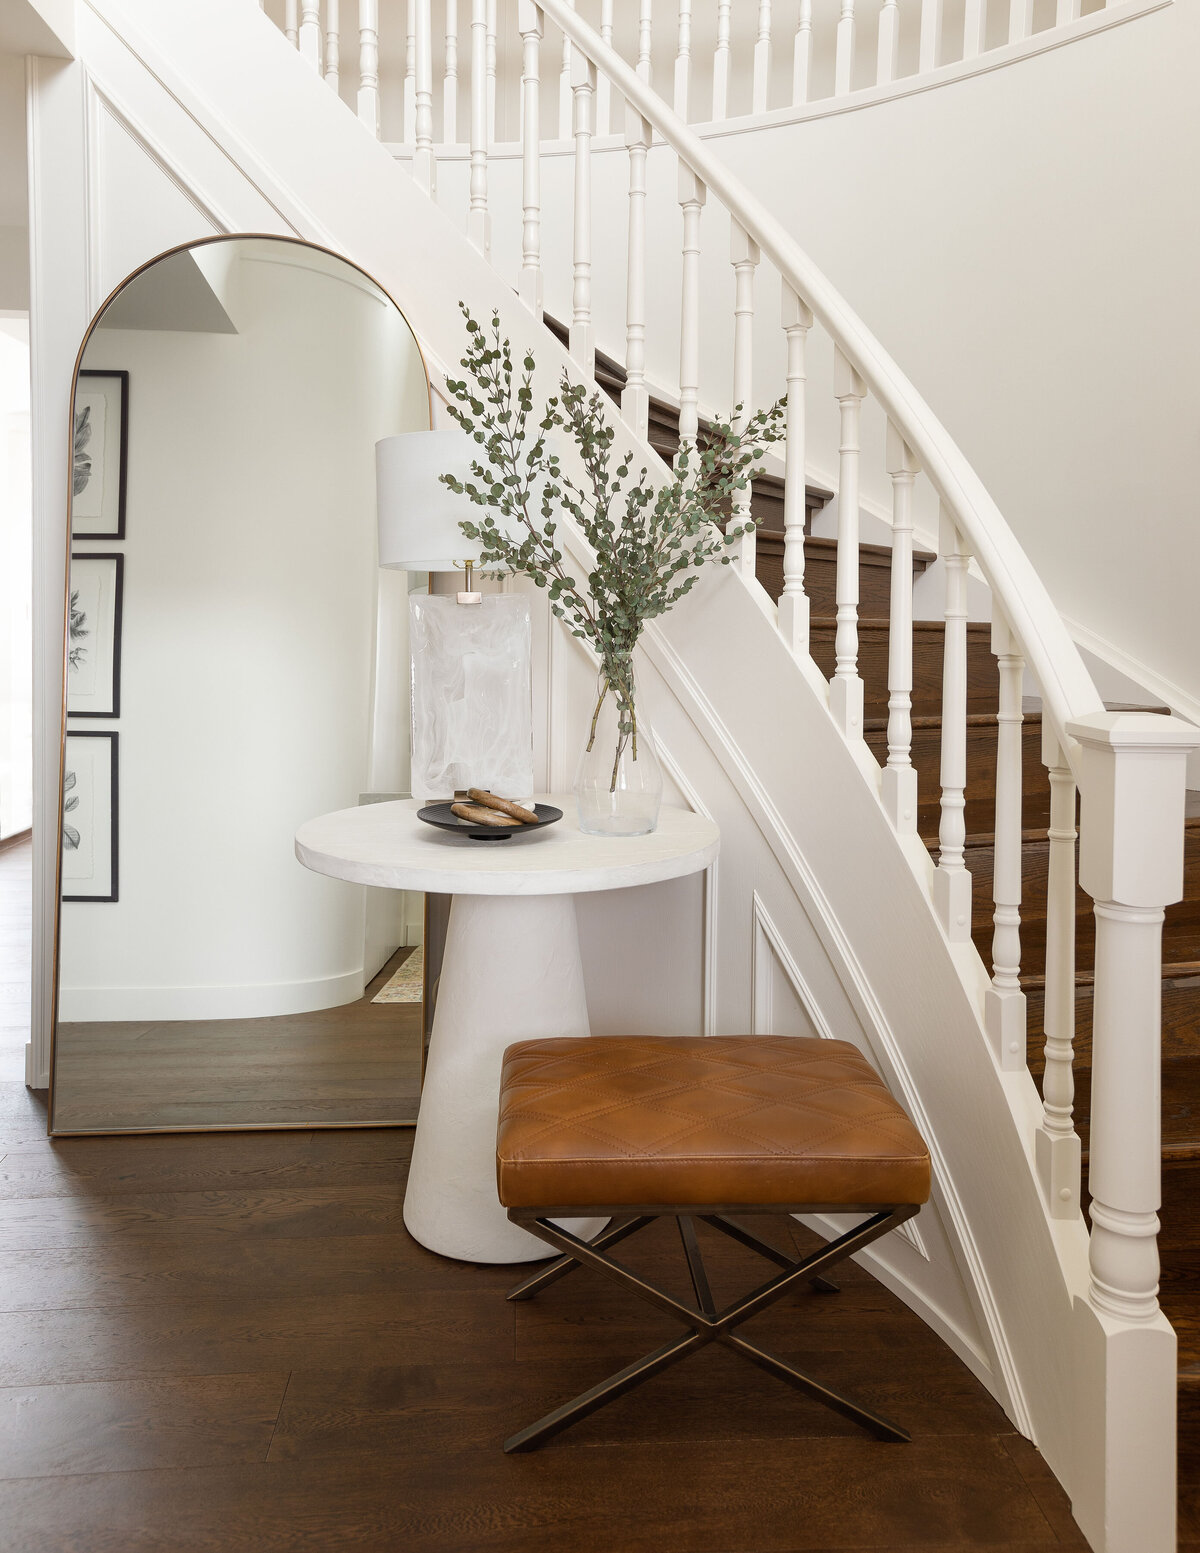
[1066, 710, 1200, 908]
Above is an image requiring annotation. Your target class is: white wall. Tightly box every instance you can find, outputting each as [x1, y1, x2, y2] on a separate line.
[0, 320, 31, 838]
[60, 241, 429, 1019]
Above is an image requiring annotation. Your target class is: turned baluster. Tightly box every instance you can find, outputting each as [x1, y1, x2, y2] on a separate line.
[729, 222, 761, 579]
[752, 0, 772, 112]
[674, 0, 692, 120]
[443, 0, 459, 141]
[324, 0, 340, 90]
[469, 0, 490, 255]
[778, 285, 813, 656]
[404, 0, 416, 142]
[712, 0, 731, 120]
[963, 0, 986, 59]
[570, 49, 597, 375]
[597, 0, 614, 133]
[881, 422, 919, 832]
[622, 111, 651, 441]
[1057, 0, 1081, 22]
[877, 0, 900, 85]
[829, 348, 865, 738]
[357, 0, 380, 135]
[1008, 0, 1035, 43]
[636, 0, 654, 86]
[834, 0, 856, 96]
[559, 1, 573, 138]
[1036, 728, 1081, 1220]
[933, 512, 972, 941]
[919, 0, 943, 73]
[284, 0, 299, 48]
[517, 1, 543, 318]
[413, 0, 435, 193]
[677, 167, 706, 453]
[486, 0, 497, 143]
[985, 614, 1027, 1068]
[793, 0, 812, 105]
[299, 0, 322, 68]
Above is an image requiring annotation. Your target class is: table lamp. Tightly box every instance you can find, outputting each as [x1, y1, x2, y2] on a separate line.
[376, 428, 534, 806]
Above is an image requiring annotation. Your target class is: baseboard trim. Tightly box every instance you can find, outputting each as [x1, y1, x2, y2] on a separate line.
[0, 828, 32, 853]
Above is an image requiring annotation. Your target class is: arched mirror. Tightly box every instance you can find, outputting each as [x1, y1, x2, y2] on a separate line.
[50, 235, 430, 1134]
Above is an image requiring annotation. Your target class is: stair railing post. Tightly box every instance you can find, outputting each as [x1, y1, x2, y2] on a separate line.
[325, 0, 341, 91]
[674, 0, 692, 121]
[730, 221, 760, 580]
[299, 0, 322, 70]
[778, 284, 813, 656]
[596, 0, 614, 132]
[357, 0, 380, 136]
[752, 0, 772, 114]
[486, 0, 497, 142]
[1009, 0, 1035, 43]
[469, 0, 491, 256]
[963, 0, 986, 59]
[985, 612, 1027, 1069]
[880, 421, 918, 832]
[636, 0, 654, 87]
[792, 0, 812, 105]
[404, 0, 416, 141]
[1064, 709, 1197, 1553]
[1035, 725, 1081, 1220]
[1056, 0, 1081, 22]
[828, 347, 865, 739]
[676, 165, 707, 455]
[558, 0, 574, 137]
[443, 0, 459, 141]
[621, 109, 651, 442]
[284, 0, 299, 48]
[413, 0, 436, 193]
[569, 48, 597, 375]
[712, 0, 731, 120]
[919, 0, 943, 73]
[834, 0, 856, 96]
[877, 0, 899, 85]
[517, 1, 543, 318]
[933, 509, 972, 941]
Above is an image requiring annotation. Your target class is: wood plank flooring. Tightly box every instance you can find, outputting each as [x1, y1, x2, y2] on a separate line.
[0, 839, 1094, 1551]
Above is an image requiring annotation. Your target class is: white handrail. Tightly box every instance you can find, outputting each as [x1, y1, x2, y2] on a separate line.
[538, 0, 1104, 762]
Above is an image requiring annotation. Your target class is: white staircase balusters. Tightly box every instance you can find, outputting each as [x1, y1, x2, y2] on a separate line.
[752, 1, 772, 114]
[828, 348, 865, 738]
[469, 0, 490, 255]
[324, 0, 340, 90]
[834, 0, 856, 96]
[413, 0, 435, 192]
[357, 0, 380, 135]
[299, 1, 321, 68]
[1057, 0, 1082, 21]
[730, 221, 760, 579]
[778, 285, 813, 656]
[284, 0, 298, 48]
[443, 0, 458, 141]
[596, 0, 614, 132]
[963, 0, 986, 59]
[569, 48, 597, 374]
[486, 0, 497, 143]
[881, 422, 918, 832]
[1009, 0, 1035, 43]
[933, 512, 973, 941]
[636, 0, 654, 87]
[712, 0, 731, 120]
[985, 614, 1027, 1069]
[517, 0, 543, 317]
[792, 0, 812, 105]
[677, 166, 706, 452]
[877, 0, 900, 85]
[1036, 727, 1081, 1220]
[622, 111, 651, 442]
[404, 0, 416, 141]
[558, 1, 573, 137]
[919, 0, 942, 73]
[674, 0, 692, 121]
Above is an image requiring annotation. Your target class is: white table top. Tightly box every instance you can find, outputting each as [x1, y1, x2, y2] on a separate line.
[295, 796, 719, 896]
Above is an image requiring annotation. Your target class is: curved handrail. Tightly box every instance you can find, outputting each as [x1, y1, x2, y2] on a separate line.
[539, 0, 1106, 760]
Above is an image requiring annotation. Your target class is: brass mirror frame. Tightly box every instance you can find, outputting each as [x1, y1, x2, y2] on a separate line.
[48, 233, 433, 1136]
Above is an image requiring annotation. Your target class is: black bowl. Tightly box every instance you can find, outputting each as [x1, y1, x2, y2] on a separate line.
[416, 801, 563, 841]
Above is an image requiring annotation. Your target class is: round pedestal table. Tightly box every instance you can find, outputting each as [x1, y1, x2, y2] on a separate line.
[295, 797, 719, 1263]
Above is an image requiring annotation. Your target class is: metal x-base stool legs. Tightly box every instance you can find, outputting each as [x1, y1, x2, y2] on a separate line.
[503, 1202, 920, 1454]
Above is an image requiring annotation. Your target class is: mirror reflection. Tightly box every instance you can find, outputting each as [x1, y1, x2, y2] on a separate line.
[52, 235, 429, 1134]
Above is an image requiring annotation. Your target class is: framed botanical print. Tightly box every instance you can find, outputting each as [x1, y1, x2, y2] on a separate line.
[62, 732, 119, 903]
[72, 370, 128, 539]
[67, 553, 124, 718]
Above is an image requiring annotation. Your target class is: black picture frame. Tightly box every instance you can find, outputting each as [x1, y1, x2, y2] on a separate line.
[67, 552, 124, 719]
[62, 731, 119, 904]
[72, 369, 129, 541]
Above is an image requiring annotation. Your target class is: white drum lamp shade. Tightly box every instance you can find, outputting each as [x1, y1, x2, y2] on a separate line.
[376, 428, 487, 571]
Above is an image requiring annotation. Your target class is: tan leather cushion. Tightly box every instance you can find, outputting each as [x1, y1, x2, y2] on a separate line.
[496, 1035, 931, 1209]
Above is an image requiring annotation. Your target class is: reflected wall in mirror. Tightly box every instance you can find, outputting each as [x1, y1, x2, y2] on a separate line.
[51, 235, 430, 1134]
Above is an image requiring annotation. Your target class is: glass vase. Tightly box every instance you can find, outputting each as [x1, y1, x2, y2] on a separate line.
[574, 664, 663, 837]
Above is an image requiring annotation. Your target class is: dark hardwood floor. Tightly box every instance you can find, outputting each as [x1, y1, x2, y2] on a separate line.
[0, 839, 1094, 1551]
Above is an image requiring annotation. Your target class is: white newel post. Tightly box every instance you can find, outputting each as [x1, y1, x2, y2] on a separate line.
[880, 421, 918, 832]
[933, 510, 972, 941]
[413, 0, 435, 193]
[622, 110, 651, 441]
[569, 48, 597, 375]
[517, 1, 543, 317]
[985, 613, 1027, 1069]
[469, 0, 490, 255]
[730, 221, 760, 580]
[778, 284, 812, 656]
[1066, 710, 1197, 1553]
[828, 347, 865, 738]
[357, 0, 380, 135]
